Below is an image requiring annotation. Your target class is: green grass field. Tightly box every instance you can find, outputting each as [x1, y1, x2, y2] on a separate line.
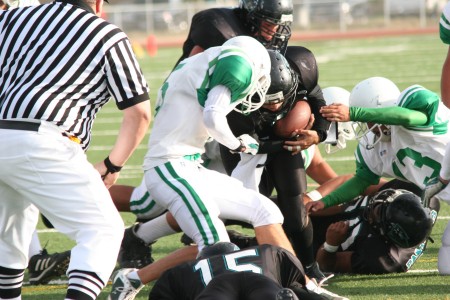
[26, 33, 450, 299]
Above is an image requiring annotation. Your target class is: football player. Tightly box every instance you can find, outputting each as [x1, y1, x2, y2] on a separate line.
[147, 242, 348, 300]
[143, 34, 295, 255]
[312, 189, 436, 274]
[219, 47, 332, 282]
[175, 0, 293, 66]
[307, 76, 450, 214]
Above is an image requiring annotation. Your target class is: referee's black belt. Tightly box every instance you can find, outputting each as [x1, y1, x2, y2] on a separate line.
[0, 119, 40, 131]
[0, 119, 81, 144]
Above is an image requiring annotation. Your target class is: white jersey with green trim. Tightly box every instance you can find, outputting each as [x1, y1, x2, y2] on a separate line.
[440, 2, 450, 44]
[356, 85, 450, 189]
[144, 45, 254, 169]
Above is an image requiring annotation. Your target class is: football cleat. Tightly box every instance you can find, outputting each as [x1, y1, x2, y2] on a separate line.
[306, 278, 349, 300]
[276, 288, 299, 300]
[118, 224, 154, 269]
[305, 262, 334, 286]
[108, 268, 144, 300]
[28, 249, 70, 285]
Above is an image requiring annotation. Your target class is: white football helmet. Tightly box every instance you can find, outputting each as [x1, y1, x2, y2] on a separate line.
[349, 77, 401, 149]
[223, 36, 271, 114]
[322, 87, 355, 154]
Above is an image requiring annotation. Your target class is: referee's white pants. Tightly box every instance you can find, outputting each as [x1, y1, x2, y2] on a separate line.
[145, 159, 283, 250]
[0, 122, 124, 284]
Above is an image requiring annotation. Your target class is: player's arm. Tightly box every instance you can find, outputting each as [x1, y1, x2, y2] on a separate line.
[316, 249, 353, 273]
[441, 48, 450, 108]
[321, 104, 428, 127]
[306, 161, 380, 212]
[203, 54, 257, 152]
[316, 221, 353, 273]
[350, 106, 428, 126]
[305, 147, 337, 185]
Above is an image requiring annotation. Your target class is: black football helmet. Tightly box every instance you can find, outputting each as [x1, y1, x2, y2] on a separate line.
[265, 50, 298, 105]
[196, 242, 240, 260]
[238, 0, 293, 51]
[285, 46, 319, 98]
[254, 50, 298, 123]
[366, 189, 433, 248]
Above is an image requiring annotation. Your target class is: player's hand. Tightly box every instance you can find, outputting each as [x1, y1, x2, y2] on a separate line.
[284, 129, 319, 155]
[325, 221, 349, 246]
[306, 200, 325, 213]
[422, 177, 447, 207]
[320, 103, 350, 122]
[233, 134, 259, 155]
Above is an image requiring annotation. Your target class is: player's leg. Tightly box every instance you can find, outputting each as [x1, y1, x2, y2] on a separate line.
[145, 159, 230, 250]
[438, 221, 450, 275]
[205, 168, 295, 255]
[117, 178, 169, 268]
[266, 151, 329, 283]
[109, 184, 135, 212]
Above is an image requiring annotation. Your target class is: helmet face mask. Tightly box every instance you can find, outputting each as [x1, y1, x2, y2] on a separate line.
[349, 77, 400, 149]
[353, 122, 391, 150]
[239, 0, 293, 51]
[366, 189, 433, 248]
[322, 87, 356, 154]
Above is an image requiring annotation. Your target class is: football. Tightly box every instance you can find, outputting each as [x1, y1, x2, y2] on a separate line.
[273, 100, 311, 138]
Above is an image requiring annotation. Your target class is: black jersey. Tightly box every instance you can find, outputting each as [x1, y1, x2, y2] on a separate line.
[175, 8, 251, 66]
[148, 244, 306, 300]
[311, 196, 428, 274]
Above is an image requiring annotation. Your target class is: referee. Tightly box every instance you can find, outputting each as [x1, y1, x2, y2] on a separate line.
[0, 0, 150, 299]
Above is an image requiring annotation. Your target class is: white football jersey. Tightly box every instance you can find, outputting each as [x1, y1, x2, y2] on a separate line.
[144, 46, 255, 169]
[355, 85, 450, 189]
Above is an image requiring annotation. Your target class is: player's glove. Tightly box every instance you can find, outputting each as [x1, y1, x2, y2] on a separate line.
[230, 134, 259, 155]
[422, 177, 446, 208]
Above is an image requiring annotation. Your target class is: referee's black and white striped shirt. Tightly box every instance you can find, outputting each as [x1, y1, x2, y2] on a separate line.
[0, 0, 149, 150]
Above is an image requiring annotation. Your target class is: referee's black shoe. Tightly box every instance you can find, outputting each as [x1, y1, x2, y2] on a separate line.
[28, 249, 70, 285]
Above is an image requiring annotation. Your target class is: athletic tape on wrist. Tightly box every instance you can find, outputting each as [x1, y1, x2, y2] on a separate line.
[306, 190, 322, 201]
[323, 241, 339, 253]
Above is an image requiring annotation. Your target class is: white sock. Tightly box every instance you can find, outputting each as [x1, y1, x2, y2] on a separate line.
[135, 215, 177, 244]
[28, 230, 42, 258]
